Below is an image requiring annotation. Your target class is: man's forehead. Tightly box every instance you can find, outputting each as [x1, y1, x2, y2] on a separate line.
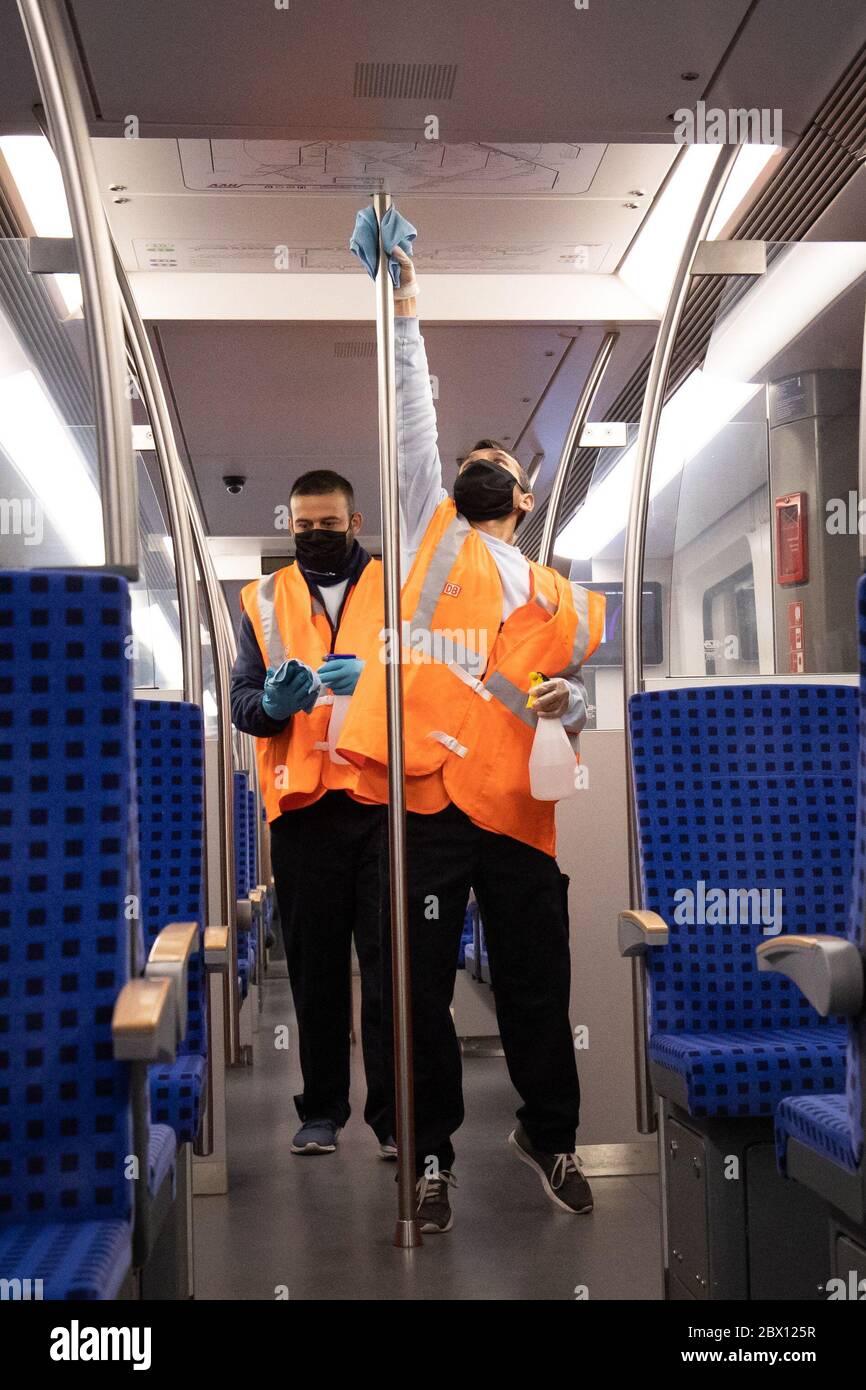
[290, 490, 349, 514]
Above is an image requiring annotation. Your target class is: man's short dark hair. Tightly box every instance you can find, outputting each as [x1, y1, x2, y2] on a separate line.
[290, 469, 355, 514]
[470, 439, 532, 493]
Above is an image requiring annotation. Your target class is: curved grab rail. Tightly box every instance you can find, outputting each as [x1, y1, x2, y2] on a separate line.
[622, 144, 742, 1134]
[16, 0, 138, 573]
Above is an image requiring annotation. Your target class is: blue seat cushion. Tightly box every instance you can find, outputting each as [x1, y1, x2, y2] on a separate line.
[650, 1025, 846, 1117]
[148, 1124, 177, 1197]
[149, 1055, 206, 1144]
[0, 1220, 131, 1300]
[776, 1094, 859, 1173]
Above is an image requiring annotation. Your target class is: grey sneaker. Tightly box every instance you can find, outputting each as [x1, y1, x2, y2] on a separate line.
[291, 1118, 341, 1154]
[508, 1125, 593, 1213]
[415, 1170, 456, 1232]
[378, 1135, 398, 1160]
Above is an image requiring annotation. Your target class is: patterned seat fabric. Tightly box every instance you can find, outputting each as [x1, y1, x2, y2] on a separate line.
[135, 700, 207, 1144]
[650, 1026, 846, 1118]
[234, 771, 253, 998]
[630, 681, 857, 1118]
[0, 572, 138, 1298]
[774, 577, 866, 1173]
[0, 1221, 132, 1301]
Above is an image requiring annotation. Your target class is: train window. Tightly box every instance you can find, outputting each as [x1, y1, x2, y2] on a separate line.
[666, 242, 866, 678]
[0, 238, 105, 570]
[130, 452, 184, 691]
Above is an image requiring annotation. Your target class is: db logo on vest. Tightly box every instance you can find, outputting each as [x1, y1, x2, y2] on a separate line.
[442, 582, 462, 597]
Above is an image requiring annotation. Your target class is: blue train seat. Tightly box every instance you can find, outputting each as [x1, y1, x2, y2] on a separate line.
[0, 572, 177, 1298]
[135, 700, 207, 1144]
[627, 683, 855, 1119]
[233, 771, 256, 1000]
[765, 578, 866, 1218]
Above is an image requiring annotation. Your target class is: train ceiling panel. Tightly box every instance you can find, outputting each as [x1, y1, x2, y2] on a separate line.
[2, 1, 865, 142]
[91, 139, 675, 278]
[152, 319, 652, 542]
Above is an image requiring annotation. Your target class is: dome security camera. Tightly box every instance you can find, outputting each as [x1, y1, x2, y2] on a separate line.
[223, 475, 246, 495]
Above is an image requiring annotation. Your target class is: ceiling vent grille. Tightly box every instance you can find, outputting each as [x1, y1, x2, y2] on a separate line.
[353, 62, 457, 101]
[334, 341, 377, 359]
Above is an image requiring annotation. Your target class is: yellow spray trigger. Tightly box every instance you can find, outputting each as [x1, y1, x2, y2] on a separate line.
[526, 671, 546, 709]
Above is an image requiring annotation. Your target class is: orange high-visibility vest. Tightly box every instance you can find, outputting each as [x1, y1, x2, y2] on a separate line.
[338, 499, 605, 856]
[241, 561, 384, 821]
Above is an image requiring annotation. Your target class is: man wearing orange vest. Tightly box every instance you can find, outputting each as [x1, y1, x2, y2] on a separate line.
[231, 470, 394, 1159]
[338, 247, 605, 1232]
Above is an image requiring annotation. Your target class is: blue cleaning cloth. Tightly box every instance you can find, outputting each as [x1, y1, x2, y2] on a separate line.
[349, 205, 417, 285]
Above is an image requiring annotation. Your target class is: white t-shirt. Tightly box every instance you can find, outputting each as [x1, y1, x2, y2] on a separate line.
[318, 578, 349, 629]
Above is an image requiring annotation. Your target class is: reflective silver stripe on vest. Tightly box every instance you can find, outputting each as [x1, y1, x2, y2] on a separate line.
[412, 514, 473, 630]
[257, 572, 288, 668]
[550, 581, 593, 678]
[484, 671, 536, 730]
[534, 592, 556, 616]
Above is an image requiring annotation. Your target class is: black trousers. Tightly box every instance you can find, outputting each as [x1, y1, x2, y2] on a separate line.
[381, 801, 580, 1175]
[270, 791, 391, 1140]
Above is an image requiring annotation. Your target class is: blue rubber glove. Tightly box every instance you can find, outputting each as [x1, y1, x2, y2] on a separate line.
[261, 660, 320, 720]
[349, 204, 417, 285]
[316, 656, 364, 695]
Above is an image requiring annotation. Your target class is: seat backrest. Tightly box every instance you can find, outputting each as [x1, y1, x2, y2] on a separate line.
[247, 788, 257, 888]
[0, 571, 134, 1226]
[844, 576, 866, 1167]
[234, 771, 249, 900]
[134, 699, 206, 1060]
[629, 682, 858, 1037]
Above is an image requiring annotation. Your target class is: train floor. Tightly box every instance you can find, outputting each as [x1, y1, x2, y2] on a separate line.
[193, 965, 665, 1301]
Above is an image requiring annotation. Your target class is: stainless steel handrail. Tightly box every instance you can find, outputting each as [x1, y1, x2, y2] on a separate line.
[181, 468, 241, 1065]
[537, 332, 619, 566]
[622, 143, 742, 1134]
[16, 0, 138, 573]
[372, 193, 421, 1249]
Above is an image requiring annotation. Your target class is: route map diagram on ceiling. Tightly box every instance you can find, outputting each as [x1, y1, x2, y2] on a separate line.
[178, 140, 606, 195]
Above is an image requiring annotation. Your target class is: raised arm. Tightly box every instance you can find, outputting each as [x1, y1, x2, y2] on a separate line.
[392, 247, 446, 564]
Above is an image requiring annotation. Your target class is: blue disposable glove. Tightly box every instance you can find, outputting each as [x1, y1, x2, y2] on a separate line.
[316, 656, 364, 695]
[349, 204, 417, 285]
[261, 659, 321, 720]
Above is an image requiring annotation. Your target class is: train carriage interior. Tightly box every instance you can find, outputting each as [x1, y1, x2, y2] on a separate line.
[1, 0, 866, 1335]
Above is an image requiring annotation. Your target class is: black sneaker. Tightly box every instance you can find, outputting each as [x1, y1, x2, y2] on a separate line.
[415, 1170, 456, 1233]
[508, 1125, 593, 1214]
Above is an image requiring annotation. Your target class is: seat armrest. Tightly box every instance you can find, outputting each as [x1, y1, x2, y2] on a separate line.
[756, 935, 864, 1016]
[113, 978, 176, 1062]
[618, 909, 669, 958]
[145, 920, 198, 1041]
[237, 897, 252, 931]
[204, 925, 229, 971]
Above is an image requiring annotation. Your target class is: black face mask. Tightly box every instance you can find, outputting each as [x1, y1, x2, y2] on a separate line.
[453, 460, 522, 524]
[293, 527, 353, 578]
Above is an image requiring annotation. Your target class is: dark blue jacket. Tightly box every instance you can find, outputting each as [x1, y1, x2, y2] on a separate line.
[230, 543, 372, 738]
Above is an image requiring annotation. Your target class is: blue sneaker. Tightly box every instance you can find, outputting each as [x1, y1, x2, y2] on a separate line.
[291, 1119, 341, 1154]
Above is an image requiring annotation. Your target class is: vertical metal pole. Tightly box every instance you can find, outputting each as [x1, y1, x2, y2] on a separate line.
[16, 0, 138, 574]
[181, 469, 241, 1064]
[537, 332, 619, 567]
[372, 193, 421, 1249]
[622, 143, 741, 1134]
[117, 288, 202, 708]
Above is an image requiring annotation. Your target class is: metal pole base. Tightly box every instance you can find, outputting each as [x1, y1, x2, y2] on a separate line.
[393, 1219, 423, 1249]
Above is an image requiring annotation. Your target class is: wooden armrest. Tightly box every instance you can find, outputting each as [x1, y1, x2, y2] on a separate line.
[249, 887, 264, 907]
[618, 909, 669, 958]
[145, 920, 199, 1041]
[113, 978, 176, 1062]
[204, 925, 230, 969]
